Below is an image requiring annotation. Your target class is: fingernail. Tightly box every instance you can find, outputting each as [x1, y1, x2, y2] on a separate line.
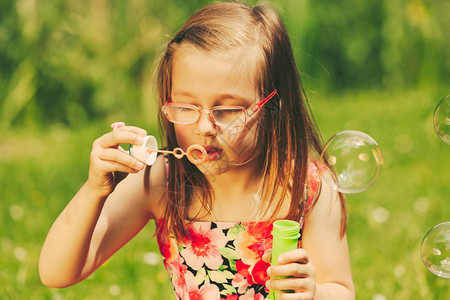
[137, 161, 145, 169]
[111, 122, 125, 131]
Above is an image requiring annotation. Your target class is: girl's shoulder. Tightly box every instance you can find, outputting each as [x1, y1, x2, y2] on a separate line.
[143, 154, 169, 219]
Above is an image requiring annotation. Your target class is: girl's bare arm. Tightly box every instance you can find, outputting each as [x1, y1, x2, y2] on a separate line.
[301, 174, 355, 299]
[265, 171, 355, 299]
[39, 127, 166, 287]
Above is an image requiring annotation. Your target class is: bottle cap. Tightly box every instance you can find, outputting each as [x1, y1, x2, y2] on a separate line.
[272, 220, 300, 239]
[129, 135, 158, 165]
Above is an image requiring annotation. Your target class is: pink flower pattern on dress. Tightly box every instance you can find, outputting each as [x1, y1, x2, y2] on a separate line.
[156, 162, 321, 299]
[238, 288, 265, 300]
[232, 272, 250, 294]
[181, 222, 229, 270]
[158, 221, 272, 299]
[187, 283, 221, 300]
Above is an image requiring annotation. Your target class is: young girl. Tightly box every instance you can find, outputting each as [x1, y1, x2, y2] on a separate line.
[39, 1, 354, 299]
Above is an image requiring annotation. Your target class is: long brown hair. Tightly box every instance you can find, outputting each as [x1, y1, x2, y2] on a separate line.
[149, 1, 347, 241]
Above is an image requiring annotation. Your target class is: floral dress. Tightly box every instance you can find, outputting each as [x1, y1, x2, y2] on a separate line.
[155, 163, 322, 300]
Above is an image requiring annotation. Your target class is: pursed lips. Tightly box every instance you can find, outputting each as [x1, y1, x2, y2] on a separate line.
[202, 145, 223, 161]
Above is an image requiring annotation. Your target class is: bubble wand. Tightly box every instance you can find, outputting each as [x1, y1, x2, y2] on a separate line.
[142, 144, 207, 165]
[111, 122, 207, 165]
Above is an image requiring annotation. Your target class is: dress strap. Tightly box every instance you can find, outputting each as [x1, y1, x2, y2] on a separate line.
[299, 160, 324, 230]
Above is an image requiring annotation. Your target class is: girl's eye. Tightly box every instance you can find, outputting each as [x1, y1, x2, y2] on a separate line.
[177, 106, 196, 113]
[226, 109, 244, 115]
[212, 108, 245, 125]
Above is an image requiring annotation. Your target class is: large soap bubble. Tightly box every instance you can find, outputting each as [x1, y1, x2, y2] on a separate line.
[320, 130, 383, 193]
[434, 95, 450, 144]
[421, 222, 450, 278]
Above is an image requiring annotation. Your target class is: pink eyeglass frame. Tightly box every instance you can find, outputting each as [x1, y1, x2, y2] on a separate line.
[162, 89, 278, 126]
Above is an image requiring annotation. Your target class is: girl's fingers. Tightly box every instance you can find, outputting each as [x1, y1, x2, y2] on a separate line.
[86, 124, 148, 194]
[266, 248, 316, 298]
[98, 126, 147, 149]
[275, 291, 315, 300]
[111, 122, 125, 130]
[103, 160, 144, 174]
[268, 262, 313, 278]
[98, 148, 145, 171]
[90, 156, 143, 183]
[87, 158, 142, 194]
[116, 125, 147, 136]
[278, 248, 309, 264]
[267, 273, 312, 288]
[266, 276, 315, 299]
[110, 122, 145, 136]
[262, 249, 272, 263]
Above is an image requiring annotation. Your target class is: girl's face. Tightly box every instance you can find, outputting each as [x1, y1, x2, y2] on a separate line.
[170, 45, 262, 177]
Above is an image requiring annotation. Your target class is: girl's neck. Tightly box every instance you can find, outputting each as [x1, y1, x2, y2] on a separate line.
[190, 160, 264, 222]
[205, 162, 262, 198]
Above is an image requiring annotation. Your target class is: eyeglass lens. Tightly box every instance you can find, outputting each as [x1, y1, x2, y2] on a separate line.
[164, 105, 246, 126]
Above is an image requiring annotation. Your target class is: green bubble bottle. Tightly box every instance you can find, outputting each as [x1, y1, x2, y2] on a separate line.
[268, 220, 300, 300]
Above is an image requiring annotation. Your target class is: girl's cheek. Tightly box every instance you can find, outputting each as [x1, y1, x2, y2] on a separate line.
[220, 127, 247, 146]
[174, 126, 191, 147]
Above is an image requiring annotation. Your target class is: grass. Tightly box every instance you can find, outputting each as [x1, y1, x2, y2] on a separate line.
[1, 89, 449, 299]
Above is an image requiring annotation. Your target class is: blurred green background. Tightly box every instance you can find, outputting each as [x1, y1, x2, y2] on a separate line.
[1, 0, 449, 299]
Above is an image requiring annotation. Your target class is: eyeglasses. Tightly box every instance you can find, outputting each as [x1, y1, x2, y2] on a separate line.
[162, 90, 277, 127]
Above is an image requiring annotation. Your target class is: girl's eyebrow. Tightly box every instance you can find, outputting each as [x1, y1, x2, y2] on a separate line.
[217, 94, 249, 101]
[217, 97, 250, 107]
[171, 90, 195, 99]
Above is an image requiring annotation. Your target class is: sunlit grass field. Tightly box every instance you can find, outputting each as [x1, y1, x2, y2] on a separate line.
[1, 89, 449, 299]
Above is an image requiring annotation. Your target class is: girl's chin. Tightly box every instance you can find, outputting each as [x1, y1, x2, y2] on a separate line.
[196, 161, 229, 176]
[194, 155, 253, 177]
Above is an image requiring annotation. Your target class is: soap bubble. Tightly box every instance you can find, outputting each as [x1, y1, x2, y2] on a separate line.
[434, 95, 450, 144]
[320, 130, 383, 193]
[421, 221, 450, 278]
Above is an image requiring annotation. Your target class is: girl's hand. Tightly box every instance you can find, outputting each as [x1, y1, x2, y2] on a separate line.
[87, 124, 147, 197]
[264, 248, 316, 300]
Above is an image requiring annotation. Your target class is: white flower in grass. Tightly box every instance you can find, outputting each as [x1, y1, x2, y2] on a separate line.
[109, 284, 121, 296]
[394, 264, 405, 278]
[9, 205, 24, 221]
[371, 207, 389, 223]
[372, 294, 387, 300]
[414, 197, 429, 214]
[14, 247, 27, 261]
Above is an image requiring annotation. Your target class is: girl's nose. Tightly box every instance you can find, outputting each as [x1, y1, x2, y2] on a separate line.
[195, 112, 217, 136]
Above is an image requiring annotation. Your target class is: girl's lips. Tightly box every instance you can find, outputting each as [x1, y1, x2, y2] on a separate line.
[202, 145, 223, 161]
